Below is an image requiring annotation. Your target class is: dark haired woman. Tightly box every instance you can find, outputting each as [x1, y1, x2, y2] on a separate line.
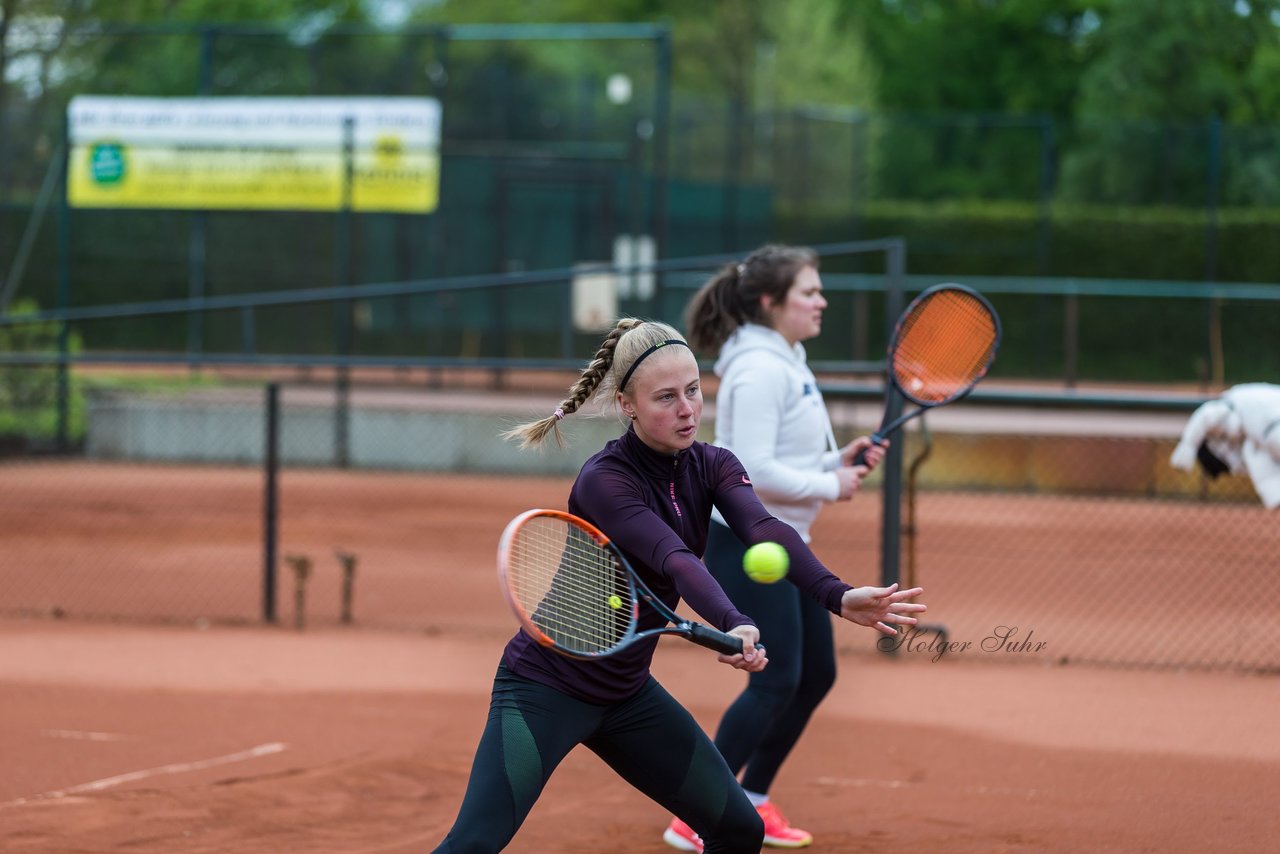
[663, 246, 888, 850]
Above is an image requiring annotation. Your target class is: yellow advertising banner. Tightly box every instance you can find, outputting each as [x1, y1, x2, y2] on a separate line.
[67, 96, 441, 213]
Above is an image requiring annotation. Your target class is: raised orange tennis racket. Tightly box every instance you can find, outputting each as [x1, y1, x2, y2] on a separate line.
[853, 283, 1000, 465]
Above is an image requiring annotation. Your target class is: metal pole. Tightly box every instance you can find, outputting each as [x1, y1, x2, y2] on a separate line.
[262, 382, 280, 623]
[426, 29, 450, 386]
[879, 239, 906, 591]
[1, 141, 66, 313]
[1063, 291, 1079, 388]
[651, 27, 672, 316]
[1037, 117, 1055, 270]
[493, 170, 509, 389]
[187, 212, 207, 370]
[1036, 117, 1054, 376]
[55, 121, 71, 452]
[797, 110, 811, 206]
[0, 239, 910, 329]
[334, 116, 354, 467]
[187, 27, 215, 374]
[722, 96, 743, 252]
[626, 124, 644, 313]
[850, 114, 868, 363]
[1205, 116, 1223, 389]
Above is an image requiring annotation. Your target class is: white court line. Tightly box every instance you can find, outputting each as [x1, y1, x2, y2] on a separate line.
[816, 776, 1040, 798]
[816, 776, 913, 790]
[41, 729, 129, 742]
[1, 742, 288, 809]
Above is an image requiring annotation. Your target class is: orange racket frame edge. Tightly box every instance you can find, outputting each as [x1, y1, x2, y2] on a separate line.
[496, 508, 634, 652]
[876, 283, 1001, 429]
[850, 283, 1000, 468]
[893, 283, 1001, 394]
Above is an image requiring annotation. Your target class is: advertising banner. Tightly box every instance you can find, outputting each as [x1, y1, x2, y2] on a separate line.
[67, 96, 441, 213]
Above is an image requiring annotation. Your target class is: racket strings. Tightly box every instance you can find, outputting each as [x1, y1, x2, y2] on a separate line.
[894, 291, 998, 403]
[505, 516, 634, 655]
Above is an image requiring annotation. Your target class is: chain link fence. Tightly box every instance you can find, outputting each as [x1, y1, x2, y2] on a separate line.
[0, 375, 618, 630]
[2, 376, 1276, 673]
[813, 429, 1280, 673]
[6, 22, 1280, 331]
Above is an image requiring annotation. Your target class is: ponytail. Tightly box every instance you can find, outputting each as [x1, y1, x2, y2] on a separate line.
[684, 263, 745, 354]
[683, 245, 819, 354]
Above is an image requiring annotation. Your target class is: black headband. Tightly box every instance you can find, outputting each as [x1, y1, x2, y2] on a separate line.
[618, 339, 691, 392]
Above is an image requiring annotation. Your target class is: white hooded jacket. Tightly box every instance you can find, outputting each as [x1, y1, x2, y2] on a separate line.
[709, 324, 842, 541]
[1170, 382, 1280, 510]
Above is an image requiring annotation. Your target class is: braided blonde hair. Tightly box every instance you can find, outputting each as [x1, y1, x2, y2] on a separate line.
[503, 318, 687, 449]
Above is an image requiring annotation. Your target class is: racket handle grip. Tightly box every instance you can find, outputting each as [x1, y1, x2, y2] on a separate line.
[688, 623, 744, 656]
[850, 434, 886, 467]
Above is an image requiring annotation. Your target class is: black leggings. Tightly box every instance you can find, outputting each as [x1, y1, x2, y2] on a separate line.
[705, 521, 837, 795]
[432, 665, 762, 853]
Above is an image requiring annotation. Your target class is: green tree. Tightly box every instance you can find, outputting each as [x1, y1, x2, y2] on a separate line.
[1073, 0, 1280, 123]
[0, 0, 20, 199]
[853, 0, 1098, 117]
[764, 0, 877, 111]
[0, 0, 376, 199]
[409, 0, 877, 112]
[1061, 0, 1280, 204]
[0, 298, 83, 442]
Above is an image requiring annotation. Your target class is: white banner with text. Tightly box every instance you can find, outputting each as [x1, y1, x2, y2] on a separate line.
[67, 96, 441, 213]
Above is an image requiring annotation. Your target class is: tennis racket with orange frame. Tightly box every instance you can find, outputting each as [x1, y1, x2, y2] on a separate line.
[853, 283, 1001, 465]
[498, 509, 745, 659]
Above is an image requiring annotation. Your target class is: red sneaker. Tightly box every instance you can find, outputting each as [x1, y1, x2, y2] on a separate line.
[757, 801, 813, 848]
[662, 817, 704, 853]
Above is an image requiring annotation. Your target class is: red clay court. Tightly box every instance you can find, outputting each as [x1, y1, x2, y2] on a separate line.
[2, 464, 1279, 852]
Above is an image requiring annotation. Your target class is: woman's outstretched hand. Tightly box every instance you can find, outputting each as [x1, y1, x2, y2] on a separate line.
[839, 584, 926, 636]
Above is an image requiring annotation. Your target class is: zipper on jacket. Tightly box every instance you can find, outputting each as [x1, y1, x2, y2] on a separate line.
[668, 458, 682, 518]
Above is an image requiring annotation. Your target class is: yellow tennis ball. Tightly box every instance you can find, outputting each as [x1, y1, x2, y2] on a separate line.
[743, 542, 789, 584]
[607, 594, 623, 610]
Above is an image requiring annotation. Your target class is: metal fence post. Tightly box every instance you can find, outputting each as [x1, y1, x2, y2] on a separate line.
[263, 382, 280, 624]
[187, 27, 215, 374]
[651, 27, 671, 316]
[55, 122, 71, 453]
[879, 239, 907, 594]
[1205, 116, 1223, 389]
[722, 96, 744, 252]
[335, 116, 354, 467]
